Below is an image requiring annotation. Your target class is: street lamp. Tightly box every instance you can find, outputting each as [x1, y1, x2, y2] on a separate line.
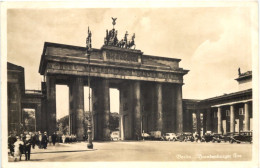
[86, 27, 93, 149]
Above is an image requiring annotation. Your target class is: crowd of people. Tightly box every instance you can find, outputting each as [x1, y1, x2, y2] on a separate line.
[8, 131, 58, 161]
[8, 131, 80, 161]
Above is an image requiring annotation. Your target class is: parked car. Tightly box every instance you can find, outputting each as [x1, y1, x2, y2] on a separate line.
[230, 131, 252, 143]
[141, 132, 151, 140]
[150, 131, 162, 140]
[203, 132, 214, 142]
[163, 133, 177, 141]
[110, 131, 120, 141]
[177, 132, 194, 142]
[212, 133, 225, 143]
[222, 132, 239, 142]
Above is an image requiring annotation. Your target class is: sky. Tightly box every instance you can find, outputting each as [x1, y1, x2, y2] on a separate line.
[7, 7, 255, 119]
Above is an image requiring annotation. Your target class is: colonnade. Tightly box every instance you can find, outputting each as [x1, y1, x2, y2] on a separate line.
[194, 101, 252, 135]
[43, 75, 184, 141]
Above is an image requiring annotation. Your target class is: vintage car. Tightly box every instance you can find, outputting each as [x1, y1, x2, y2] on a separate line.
[177, 132, 194, 142]
[163, 133, 177, 141]
[141, 132, 151, 140]
[110, 131, 120, 141]
[150, 131, 163, 140]
[203, 132, 214, 142]
[222, 132, 239, 142]
[230, 131, 252, 143]
[212, 133, 225, 143]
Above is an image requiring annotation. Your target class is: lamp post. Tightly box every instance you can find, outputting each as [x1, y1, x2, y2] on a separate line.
[86, 27, 93, 149]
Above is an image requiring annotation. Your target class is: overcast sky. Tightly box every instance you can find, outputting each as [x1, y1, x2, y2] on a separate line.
[7, 7, 255, 119]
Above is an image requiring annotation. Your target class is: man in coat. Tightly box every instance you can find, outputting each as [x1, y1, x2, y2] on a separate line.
[51, 132, 57, 146]
[42, 132, 48, 149]
[24, 134, 32, 160]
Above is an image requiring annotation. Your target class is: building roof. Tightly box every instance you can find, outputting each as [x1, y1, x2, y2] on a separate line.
[235, 71, 252, 81]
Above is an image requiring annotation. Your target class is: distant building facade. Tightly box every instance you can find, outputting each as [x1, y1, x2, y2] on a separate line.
[7, 62, 44, 134]
[183, 70, 253, 136]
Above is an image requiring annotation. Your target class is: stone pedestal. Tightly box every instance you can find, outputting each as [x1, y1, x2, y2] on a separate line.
[133, 81, 141, 140]
[176, 84, 183, 133]
[46, 76, 56, 135]
[230, 105, 235, 133]
[217, 107, 222, 134]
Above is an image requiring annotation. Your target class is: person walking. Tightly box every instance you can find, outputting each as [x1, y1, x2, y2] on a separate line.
[24, 134, 32, 161]
[8, 133, 17, 157]
[42, 132, 48, 149]
[31, 133, 37, 149]
[38, 132, 43, 149]
[51, 132, 57, 146]
[62, 134, 66, 143]
[48, 135, 52, 146]
[13, 136, 24, 161]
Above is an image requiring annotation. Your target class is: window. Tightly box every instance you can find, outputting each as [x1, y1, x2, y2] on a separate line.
[214, 111, 218, 118]
[239, 108, 244, 115]
[226, 110, 230, 116]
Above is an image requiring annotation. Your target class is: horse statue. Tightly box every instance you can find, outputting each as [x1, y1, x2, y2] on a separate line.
[117, 39, 126, 48]
[127, 33, 135, 49]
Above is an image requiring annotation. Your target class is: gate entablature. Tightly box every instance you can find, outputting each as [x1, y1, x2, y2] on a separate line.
[39, 42, 188, 84]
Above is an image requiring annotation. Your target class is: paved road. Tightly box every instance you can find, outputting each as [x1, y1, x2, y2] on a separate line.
[11, 141, 252, 162]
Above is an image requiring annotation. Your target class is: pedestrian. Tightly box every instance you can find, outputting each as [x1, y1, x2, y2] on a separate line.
[38, 132, 42, 149]
[8, 133, 17, 157]
[48, 135, 52, 146]
[52, 132, 57, 146]
[31, 133, 37, 149]
[24, 134, 32, 161]
[42, 132, 48, 149]
[13, 136, 24, 161]
[62, 134, 66, 143]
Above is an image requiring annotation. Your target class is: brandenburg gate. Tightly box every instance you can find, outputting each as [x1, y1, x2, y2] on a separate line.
[38, 20, 189, 141]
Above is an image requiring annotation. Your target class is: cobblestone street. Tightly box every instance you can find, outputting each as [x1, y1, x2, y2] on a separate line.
[9, 141, 252, 162]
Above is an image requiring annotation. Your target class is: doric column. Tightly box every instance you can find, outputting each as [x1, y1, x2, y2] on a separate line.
[206, 108, 211, 132]
[46, 76, 56, 135]
[176, 84, 183, 133]
[230, 105, 235, 133]
[41, 82, 47, 132]
[244, 102, 249, 131]
[73, 77, 85, 140]
[133, 81, 141, 140]
[196, 111, 201, 134]
[155, 83, 163, 131]
[102, 79, 110, 140]
[69, 84, 74, 135]
[35, 104, 42, 132]
[41, 98, 47, 132]
[217, 107, 222, 134]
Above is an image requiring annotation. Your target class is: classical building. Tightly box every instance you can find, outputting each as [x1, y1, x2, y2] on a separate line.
[183, 70, 252, 136]
[7, 62, 44, 134]
[7, 21, 252, 140]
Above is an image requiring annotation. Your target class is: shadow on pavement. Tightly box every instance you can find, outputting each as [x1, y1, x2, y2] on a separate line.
[31, 149, 97, 154]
